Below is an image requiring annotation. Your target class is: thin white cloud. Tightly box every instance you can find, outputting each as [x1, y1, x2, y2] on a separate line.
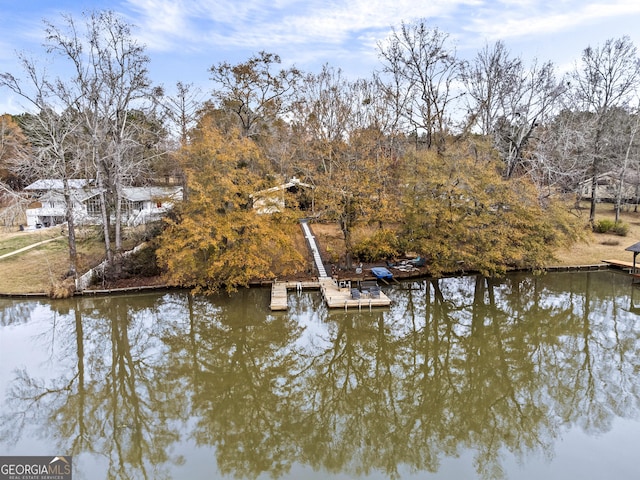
[463, 0, 640, 41]
[125, 0, 472, 53]
[117, 0, 640, 82]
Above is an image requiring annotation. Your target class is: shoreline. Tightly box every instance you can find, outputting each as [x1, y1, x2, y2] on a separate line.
[0, 262, 616, 299]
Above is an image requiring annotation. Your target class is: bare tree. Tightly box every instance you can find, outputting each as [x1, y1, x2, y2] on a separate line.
[37, 11, 158, 263]
[289, 65, 403, 266]
[0, 114, 32, 190]
[0, 115, 33, 227]
[460, 41, 565, 179]
[2, 10, 160, 270]
[163, 81, 205, 147]
[1, 61, 87, 277]
[378, 20, 461, 151]
[209, 52, 301, 139]
[492, 59, 563, 179]
[568, 36, 640, 223]
[614, 109, 640, 221]
[21, 109, 87, 277]
[532, 109, 593, 200]
[301, 65, 353, 141]
[461, 41, 522, 136]
[160, 82, 203, 201]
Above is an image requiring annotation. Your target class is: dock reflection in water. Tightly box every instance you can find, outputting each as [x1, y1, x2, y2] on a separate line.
[0, 270, 639, 479]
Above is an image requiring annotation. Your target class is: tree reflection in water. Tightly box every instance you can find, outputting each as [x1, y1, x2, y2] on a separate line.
[0, 271, 639, 480]
[1, 295, 183, 479]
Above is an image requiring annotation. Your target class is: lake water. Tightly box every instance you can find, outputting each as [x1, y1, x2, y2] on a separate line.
[1, 270, 639, 480]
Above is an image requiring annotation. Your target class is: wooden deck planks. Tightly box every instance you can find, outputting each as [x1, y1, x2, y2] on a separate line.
[319, 278, 391, 310]
[270, 282, 289, 311]
[270, 279, 391, 310]
[602, 259, 637, 269]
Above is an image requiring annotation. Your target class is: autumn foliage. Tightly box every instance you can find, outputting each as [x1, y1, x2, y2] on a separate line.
[156, 115, 304, 293]
[400, 142, 582, 277]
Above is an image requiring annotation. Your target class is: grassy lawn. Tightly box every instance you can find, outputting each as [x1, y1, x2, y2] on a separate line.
[0, 226, 133, 295]
[551, 202, 640, 266]
[0, 227, 64, 257]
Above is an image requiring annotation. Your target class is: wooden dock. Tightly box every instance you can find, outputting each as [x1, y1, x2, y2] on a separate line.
[270, 279, 391, 311]
[270, 281, 321, 311]
[270, 282, 289, 311]
[319, 278, 391, 310]
[602, 259, 638, 270]
[270, 221, 392, 311]
[602, 259, 640, 284]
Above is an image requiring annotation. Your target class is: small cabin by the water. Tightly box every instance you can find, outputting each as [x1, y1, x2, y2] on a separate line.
[251, 177, 314, 214]
[579, 170, 640, 203]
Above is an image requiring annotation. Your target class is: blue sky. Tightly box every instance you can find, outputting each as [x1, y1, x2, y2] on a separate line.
[2, 0, 640, 114]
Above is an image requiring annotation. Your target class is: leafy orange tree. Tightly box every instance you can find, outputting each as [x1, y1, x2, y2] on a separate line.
[400, 140, 582, 277]
[157, 114, 304, 293]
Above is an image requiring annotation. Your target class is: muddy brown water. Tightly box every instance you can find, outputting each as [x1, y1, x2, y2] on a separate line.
[1, 270, 639, 479]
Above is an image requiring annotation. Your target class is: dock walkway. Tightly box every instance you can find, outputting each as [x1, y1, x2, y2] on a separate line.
[301, 219, 328, 278]
[270, 221, 391, 311]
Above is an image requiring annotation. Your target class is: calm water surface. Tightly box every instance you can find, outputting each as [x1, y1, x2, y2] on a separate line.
[1, 270, 640, 480]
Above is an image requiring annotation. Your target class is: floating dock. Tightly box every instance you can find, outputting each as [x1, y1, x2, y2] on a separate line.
[270, 281, 319, 311]
[319, 278, 390, 310]
[270, 278, 390, 311]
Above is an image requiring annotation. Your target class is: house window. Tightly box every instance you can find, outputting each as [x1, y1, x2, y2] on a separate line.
[123, 200, 144, 214]
[86, 197, 101, 216]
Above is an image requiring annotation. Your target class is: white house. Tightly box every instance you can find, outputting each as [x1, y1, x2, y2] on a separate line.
[579, 170, 640, 203]
[24, 179, 182, 229]
[250, 177, 314, 214]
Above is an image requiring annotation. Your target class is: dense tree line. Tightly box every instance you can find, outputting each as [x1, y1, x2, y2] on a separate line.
[1, 11, 640, 292]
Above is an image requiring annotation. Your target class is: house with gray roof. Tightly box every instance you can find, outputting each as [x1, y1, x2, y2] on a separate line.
[24, 179, 181, 229]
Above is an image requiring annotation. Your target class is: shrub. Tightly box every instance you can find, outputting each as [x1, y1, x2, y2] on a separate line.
[593, 219, 629, 236]
[324, 245, 340, 264]
[49, 277, 76, 298]
[613, 222, 629, 236]
[122, 245, 162, 277]
[594, 219, 616, 233]
[352, 229, 401, 262]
